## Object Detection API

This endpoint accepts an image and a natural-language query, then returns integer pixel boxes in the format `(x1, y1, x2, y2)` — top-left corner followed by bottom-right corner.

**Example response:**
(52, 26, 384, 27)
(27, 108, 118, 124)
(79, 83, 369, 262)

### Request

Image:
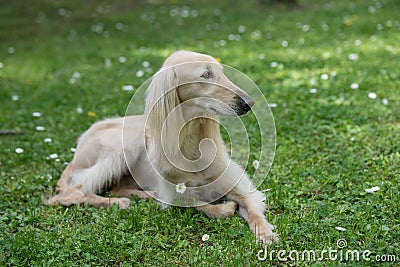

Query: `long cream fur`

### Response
(46, 51, 278, 243)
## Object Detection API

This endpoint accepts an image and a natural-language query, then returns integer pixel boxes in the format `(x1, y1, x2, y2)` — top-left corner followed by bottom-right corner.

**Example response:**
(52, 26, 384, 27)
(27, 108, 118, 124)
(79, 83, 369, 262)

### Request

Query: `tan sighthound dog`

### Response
(46, 51, 278, 243)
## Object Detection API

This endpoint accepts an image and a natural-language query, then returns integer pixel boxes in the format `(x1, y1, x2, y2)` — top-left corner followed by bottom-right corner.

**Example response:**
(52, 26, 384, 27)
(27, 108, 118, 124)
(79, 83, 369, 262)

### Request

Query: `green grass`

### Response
(1, 0, 399, 266)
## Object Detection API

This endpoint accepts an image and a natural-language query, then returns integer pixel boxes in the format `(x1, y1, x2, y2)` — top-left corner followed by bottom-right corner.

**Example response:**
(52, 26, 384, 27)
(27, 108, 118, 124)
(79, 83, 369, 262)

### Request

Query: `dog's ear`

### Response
(145, 66, 185, 155)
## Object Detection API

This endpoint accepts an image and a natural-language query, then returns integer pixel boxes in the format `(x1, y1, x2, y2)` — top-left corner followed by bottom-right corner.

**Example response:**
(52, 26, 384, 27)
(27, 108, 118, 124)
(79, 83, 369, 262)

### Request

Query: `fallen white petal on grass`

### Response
(176, 182, 186, 194)
(36, 126, 45, 131)
(335, 226, 346, 232)
(202, 234, 210, 241)
(15, 148, 24, 154)
(269, 103, 278, 108)
(122, 85, 134, 91)
(105, 58, 112, 68)
(365, 186, 380, 193)
(252, 160, 260, 169)
(76, 105, 83, 114)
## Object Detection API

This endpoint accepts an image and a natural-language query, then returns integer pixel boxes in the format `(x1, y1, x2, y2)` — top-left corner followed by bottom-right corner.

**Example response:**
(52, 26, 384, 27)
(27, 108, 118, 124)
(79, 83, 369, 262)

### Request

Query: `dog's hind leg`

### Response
(46, 185, 131, 209)
(196, 201, 237, 219)
(109, 174, 156, 199)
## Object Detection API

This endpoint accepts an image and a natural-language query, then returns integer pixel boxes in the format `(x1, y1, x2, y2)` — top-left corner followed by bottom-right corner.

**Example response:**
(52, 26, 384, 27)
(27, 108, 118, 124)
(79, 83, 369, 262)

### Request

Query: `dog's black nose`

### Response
(238, 97, 254, 113)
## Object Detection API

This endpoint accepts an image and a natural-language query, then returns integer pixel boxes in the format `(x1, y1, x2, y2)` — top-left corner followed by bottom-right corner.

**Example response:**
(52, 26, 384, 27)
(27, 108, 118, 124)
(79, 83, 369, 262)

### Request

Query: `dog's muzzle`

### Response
(236, 97, 255, 115)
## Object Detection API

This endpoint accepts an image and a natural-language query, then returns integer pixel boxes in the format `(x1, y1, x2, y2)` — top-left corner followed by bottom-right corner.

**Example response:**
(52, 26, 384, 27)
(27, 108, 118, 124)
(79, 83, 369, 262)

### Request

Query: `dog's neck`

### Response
(149, 111, 224, 176)
(179, 115, 222, 160)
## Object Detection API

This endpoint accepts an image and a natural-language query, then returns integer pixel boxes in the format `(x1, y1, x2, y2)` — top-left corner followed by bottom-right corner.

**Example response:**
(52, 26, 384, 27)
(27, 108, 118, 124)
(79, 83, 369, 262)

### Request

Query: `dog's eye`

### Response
(201, 71, 211, 79)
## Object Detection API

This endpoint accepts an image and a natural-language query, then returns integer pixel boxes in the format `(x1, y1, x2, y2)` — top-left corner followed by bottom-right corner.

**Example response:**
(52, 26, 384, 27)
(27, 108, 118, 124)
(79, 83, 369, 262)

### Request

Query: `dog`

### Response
(46, 50, 278, 243)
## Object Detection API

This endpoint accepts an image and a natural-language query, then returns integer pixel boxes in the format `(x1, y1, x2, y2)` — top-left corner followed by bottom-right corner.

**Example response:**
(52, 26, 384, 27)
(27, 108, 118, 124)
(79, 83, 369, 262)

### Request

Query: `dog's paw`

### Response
(224, 201, 238, 217)
(215, 201, 237, 219)
(255, 223, 279, 244)
(257, 231, 279, 245)
(116, 198, 131, 209)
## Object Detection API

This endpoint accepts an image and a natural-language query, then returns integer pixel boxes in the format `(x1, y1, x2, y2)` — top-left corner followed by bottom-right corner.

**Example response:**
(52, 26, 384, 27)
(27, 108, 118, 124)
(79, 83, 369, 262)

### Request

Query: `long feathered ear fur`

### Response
(144, 65, 185, 160)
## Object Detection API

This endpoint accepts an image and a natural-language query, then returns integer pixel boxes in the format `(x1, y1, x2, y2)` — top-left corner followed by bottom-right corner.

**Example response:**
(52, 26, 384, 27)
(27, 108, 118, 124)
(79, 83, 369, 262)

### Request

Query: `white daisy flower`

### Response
(11, 95, 19, 101)
(58, 8, 67, 16)
(302, 24, 310, 32)
(32, 112, 42, 117)
(365, 186, 380, 193)
(70, 147, 77, 153)
(368, 92, 377, 99)
(252, 160, 260, 169)
(115, 22, 125, 30)
(281, 40, 288, 47)
(119, 56, 127, 63)
(0, 62, 3, 68)
(350, 83, 359, 89)
(142, 61, 150, 68)
(348, 53, 359, 61)
(15, 148, 24, 154)
(36, 126, 45, 131)
(382, 98, 388, 105)
(72, 72, 81, 79)
(202, 234, 210, 241)
(176, 182, 186, 194)
(49, 154, 58, 159)
(310, 88, 318, 94)
(136, 70, 144, 78)
(44, 138, 52, 143)
(321, 73, 329, 80)
(335, 226, 346, 232)
(237, 25, 246, 33)
(270, 61, 278, 68)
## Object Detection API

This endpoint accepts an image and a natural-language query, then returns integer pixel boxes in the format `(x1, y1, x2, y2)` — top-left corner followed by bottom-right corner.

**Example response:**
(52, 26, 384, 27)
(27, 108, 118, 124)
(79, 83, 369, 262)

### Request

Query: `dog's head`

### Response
(145, 50, 254, 119)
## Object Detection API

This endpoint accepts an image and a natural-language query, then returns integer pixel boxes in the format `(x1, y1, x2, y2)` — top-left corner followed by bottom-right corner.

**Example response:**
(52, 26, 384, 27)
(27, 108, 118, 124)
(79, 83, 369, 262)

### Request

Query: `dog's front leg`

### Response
(224, 162, 278, 244)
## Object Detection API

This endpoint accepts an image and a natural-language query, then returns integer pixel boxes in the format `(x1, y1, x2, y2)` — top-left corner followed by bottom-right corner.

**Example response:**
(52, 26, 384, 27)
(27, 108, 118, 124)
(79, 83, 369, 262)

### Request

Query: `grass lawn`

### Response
(1, 0, 399, 266)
